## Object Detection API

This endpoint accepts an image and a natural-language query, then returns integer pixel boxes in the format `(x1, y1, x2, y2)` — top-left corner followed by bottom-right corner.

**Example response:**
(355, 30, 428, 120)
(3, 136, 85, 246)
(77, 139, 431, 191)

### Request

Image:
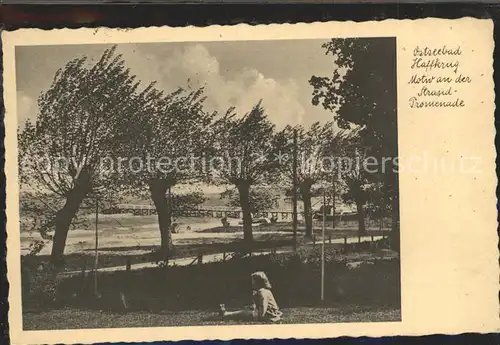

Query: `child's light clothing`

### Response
(253, 288, 283, 322)
(219, 272, 283, 323)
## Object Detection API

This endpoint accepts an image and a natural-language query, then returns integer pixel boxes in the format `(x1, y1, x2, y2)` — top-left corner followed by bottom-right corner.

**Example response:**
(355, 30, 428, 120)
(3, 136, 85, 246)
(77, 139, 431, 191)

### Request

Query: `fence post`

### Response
(329, 235, 332, 244)
(126, 258, 131, 272)
(358, 235, 361, 243)
(197, 253, 203, 265)
(344, 236, 348, 252)
(371, 235, 374, 242)
(223, 252, 226, 261)
(80, 266, 86, 290)
(370, 240, 375, 252)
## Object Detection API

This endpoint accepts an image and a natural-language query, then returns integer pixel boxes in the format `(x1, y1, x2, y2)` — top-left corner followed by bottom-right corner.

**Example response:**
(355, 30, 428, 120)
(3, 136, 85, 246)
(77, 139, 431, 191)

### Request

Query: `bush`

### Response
(39, 250, 400, 313)
(21, 263, 60, 310)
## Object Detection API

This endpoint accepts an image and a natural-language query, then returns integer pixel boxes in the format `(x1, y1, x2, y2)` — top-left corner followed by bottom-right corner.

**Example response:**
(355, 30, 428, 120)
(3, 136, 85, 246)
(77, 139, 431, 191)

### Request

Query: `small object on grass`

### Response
(221, 217, 230, 229)
(170, 223, 180, 234)
(120, 292, 129, 309)
(219, 304, 226, 319)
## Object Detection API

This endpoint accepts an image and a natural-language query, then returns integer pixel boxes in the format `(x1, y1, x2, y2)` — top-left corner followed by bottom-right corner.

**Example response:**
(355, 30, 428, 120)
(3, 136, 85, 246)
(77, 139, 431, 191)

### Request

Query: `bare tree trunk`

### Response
(292, 129, 298, 251)
(51, 171, 91, 264)
(300, 184, 313, 239)
(384, 171, 400, 252)
(355, 199, 367, 236)
(332, 177, 336, 230)
(237, 183, 253, 245)
(51, 195, 86, 263)
(149, 179, 173, 260)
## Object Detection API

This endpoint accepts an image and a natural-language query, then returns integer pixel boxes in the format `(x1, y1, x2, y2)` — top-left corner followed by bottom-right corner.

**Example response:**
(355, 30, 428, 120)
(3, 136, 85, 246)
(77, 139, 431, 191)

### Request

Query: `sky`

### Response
(16, 39, 342, 196)
(16, 39, 338, 130)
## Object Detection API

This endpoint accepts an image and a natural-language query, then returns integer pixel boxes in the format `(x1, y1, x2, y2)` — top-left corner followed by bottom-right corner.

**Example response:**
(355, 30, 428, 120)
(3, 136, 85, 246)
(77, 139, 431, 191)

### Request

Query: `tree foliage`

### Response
(119, 85, 216, 258)
(170, 191, 207, 218)
(336, 131, 372, 235)
(309, 38, 399, 246)
(18, 46, 159, 262)
(275, 122, 341, 237)
(309, 38, 397, 159)
(211, 101, 279, 243)
(220, 188, 279, 214)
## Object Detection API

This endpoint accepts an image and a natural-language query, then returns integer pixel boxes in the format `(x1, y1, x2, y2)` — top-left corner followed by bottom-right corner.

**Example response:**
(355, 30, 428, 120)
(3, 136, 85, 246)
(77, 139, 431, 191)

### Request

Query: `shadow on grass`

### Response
(22, 305, 401, 330)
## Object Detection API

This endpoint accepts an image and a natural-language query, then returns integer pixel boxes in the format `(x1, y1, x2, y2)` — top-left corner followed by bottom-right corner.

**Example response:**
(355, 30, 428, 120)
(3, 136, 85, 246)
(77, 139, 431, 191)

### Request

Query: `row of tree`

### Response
(19, 38, 399, 263)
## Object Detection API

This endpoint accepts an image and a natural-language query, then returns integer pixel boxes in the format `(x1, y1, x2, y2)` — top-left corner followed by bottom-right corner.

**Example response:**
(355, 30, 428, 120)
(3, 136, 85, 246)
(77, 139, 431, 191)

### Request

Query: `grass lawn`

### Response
(22, 248, 400, 330)
(23, 305, 401, 330)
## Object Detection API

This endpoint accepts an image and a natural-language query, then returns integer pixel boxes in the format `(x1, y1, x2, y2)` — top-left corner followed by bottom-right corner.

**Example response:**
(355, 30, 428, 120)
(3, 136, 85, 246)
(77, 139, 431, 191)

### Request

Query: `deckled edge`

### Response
(2, 17, 498, 345)
(0, 27, 10, 345)
(0, 17, 493, 37)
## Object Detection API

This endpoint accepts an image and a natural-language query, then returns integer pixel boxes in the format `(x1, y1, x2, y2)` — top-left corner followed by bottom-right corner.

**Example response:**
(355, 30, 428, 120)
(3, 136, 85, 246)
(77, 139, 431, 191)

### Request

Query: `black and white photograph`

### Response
(14, 36, 401, 330)
(4, 19, 499, 344)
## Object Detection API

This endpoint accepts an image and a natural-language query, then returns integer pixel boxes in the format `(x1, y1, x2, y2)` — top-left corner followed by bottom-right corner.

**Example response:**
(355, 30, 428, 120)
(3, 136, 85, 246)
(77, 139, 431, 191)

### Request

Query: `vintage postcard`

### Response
(2, 18, 498, 344)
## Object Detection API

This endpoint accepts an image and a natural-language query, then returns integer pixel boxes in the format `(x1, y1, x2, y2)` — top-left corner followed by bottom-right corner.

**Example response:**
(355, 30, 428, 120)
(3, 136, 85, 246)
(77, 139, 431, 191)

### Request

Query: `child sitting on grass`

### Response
(219, 271, 283, 322)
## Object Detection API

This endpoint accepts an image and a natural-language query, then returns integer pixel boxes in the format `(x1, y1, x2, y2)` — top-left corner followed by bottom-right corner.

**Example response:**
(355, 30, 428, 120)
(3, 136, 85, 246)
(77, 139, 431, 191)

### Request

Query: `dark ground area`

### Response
(21, 245, 400, 330)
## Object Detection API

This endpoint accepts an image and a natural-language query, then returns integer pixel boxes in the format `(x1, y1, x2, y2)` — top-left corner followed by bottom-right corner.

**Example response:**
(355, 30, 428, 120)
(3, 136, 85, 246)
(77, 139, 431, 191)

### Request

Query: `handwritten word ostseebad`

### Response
(413, 45, 462, 57)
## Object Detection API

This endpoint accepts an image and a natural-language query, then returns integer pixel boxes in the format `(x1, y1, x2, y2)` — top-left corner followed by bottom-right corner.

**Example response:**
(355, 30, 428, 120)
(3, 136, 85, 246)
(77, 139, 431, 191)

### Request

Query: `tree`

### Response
(322, 128, 351, 229)
(170, 191, 207, 219)
(309, 38, 399, 249)
(337, 131, 373, 236)
(211, 101, 278, 244)
(120, 87, 215, 259)
(18, 46, 158, 263)
(363, 174, 389, 230)
(220, 187, 279, 214)
(276, 122, 341, 238)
